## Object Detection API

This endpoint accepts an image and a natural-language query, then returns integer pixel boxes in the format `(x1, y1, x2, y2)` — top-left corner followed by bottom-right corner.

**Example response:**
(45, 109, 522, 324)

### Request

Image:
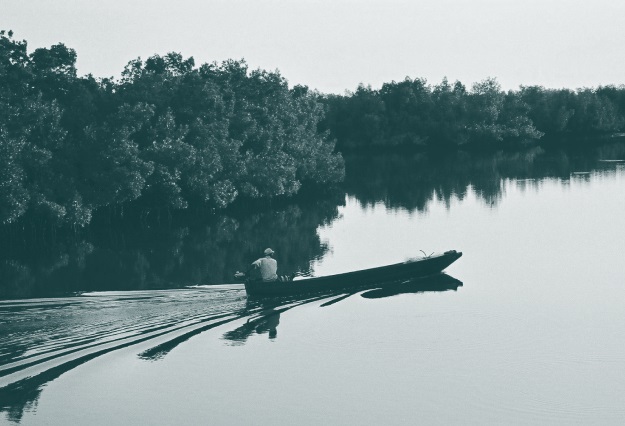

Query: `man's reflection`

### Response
(254, 312, 280, 339)
(222, 310, 282, 343)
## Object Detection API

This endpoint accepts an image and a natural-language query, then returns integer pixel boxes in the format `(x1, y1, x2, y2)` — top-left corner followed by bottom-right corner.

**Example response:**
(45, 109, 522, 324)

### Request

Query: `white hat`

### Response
(264, 248, 274, 255)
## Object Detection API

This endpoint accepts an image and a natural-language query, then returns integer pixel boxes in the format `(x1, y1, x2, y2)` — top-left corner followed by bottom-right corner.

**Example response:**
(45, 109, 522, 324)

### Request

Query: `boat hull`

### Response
(244, 250, 462, 297)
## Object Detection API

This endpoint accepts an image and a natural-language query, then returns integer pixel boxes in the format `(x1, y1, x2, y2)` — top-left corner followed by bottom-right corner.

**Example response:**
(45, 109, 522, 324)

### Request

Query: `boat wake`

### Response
(0, 274, 462, 423)
(0, 286, 348, 422)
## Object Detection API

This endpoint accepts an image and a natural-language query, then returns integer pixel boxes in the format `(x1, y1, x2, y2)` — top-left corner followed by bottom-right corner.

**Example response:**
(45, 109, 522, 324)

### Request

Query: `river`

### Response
(1, 145, 625, 424)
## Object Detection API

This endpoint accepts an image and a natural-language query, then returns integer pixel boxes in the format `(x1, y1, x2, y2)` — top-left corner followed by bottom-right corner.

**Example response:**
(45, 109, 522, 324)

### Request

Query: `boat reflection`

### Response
(359, 273, 462, 299)
(222, 311, 281, 344)
(221, 273, 463, 344)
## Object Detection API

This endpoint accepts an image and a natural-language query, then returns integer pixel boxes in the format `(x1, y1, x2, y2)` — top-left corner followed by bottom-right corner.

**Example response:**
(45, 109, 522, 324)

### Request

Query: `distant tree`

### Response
(29, 43, 77, 102)
(379, 78, 433, 147)
(140, 109, 194, 209)
(465, 78, 505, 143)
(321, 85, 386, 149)
(0, 126, 28, 224)
(322, 76, 545, 151)
(70, 103, 155, 210)
(568, 89, 623, 135)
(462, 78, 542, 147)
(0, 31, 30, 223)
(430, 78, 469, 146)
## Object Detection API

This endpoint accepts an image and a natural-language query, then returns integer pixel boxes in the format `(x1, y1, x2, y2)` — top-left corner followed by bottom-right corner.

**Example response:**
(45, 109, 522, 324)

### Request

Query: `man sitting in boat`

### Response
(239, 248, 278, 282)
(235, 248, 295, 283)
(252, 248, 278, 282)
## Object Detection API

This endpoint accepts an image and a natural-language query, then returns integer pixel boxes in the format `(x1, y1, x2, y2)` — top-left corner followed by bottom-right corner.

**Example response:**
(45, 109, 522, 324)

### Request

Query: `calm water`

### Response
(1, 146, 625, 424)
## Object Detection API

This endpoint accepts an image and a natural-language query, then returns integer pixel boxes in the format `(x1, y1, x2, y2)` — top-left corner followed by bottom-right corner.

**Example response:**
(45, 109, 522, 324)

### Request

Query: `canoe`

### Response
(244, 250, 462, 297)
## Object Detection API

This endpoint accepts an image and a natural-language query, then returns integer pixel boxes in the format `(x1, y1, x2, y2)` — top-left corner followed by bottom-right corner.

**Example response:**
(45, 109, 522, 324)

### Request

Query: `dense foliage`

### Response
(0, 30, 345, 226)
(3, 28, 625, 231)
(321, 77, 625, 151)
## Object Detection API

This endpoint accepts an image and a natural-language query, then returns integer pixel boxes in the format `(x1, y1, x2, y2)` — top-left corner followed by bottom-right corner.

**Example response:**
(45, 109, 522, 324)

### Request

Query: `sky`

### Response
(3, 0, 625, 94)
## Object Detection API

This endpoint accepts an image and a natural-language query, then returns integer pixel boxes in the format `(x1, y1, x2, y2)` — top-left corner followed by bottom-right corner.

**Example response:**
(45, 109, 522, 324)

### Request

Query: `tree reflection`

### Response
(1, 142, 624, 299)
(0, 194, 343, 298)
(344, 143, 623, 213)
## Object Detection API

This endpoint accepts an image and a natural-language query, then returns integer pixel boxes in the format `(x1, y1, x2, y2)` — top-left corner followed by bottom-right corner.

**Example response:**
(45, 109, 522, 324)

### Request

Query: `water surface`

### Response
(1, 146, 625, 424)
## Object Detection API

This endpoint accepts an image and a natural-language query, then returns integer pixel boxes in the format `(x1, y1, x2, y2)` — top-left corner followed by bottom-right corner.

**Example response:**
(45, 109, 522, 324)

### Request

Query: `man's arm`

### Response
(235, 259, 261, 280)
(246, 259, 262, 280)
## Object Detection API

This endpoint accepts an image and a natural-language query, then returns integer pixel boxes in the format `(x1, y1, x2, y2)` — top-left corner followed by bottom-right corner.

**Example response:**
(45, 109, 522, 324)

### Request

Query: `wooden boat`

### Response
(243, 250, 462, 297)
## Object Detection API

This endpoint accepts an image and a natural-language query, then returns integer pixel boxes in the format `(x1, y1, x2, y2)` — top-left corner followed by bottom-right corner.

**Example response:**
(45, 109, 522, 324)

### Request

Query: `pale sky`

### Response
(3, 0, 625, 93)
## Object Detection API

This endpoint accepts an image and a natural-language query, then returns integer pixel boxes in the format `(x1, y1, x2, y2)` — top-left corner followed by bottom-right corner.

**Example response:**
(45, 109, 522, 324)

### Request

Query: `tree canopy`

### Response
(3, 29, 625, 228)
(321, 77, 625, 151)
(0, 30, 344, 226)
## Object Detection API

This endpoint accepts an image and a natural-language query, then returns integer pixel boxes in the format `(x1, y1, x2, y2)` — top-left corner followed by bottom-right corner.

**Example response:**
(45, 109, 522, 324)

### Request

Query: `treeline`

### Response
(321, 77, 625, 151)
(4, 29, 625, 228)
(0, 30, 344, 227)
